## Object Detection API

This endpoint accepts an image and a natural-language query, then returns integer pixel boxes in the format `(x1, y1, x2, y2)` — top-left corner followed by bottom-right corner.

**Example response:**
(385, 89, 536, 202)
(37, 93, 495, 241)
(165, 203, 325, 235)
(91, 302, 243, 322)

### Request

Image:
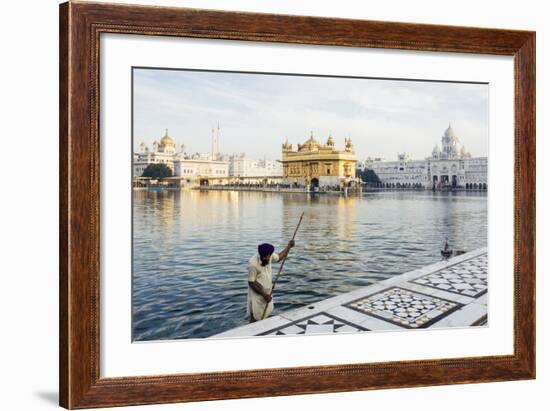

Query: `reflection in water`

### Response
(132, 190, 487, 340)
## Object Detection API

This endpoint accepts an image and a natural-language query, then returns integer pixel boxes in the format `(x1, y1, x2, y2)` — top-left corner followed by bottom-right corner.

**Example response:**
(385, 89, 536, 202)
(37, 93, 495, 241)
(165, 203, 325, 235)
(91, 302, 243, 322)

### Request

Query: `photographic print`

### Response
(131, 68, 488, 341)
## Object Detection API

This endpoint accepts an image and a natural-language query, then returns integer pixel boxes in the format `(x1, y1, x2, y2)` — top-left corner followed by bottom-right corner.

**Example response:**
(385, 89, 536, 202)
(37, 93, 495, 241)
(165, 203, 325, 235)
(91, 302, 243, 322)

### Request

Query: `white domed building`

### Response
(133, 129, 187, 177)
(134, 128, 231, 185)
(366, 124, 487, 190)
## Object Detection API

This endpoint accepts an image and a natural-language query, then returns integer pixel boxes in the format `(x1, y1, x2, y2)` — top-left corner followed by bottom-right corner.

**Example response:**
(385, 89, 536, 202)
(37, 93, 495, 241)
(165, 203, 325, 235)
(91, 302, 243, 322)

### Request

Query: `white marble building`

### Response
(133, 129, 184, 176)
(228, 153, 282, 177)
(133, 129, 229, 181)
(366, 124, 487, 190)
(174, 157, 229, 180)
(134, 129, 283, 186)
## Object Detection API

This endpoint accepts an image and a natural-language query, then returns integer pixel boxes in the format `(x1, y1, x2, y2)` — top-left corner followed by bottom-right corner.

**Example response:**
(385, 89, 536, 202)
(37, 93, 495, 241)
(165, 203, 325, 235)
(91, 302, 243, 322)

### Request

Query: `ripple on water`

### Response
(132, 190, 487, 340)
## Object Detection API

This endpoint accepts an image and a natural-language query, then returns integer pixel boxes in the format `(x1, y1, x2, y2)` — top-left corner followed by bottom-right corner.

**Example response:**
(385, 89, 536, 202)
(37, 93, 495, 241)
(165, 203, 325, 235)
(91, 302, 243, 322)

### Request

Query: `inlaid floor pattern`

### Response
(344, 287, 463, 328)
(257, 312, 369, 336)
(411, 253, 488, 298)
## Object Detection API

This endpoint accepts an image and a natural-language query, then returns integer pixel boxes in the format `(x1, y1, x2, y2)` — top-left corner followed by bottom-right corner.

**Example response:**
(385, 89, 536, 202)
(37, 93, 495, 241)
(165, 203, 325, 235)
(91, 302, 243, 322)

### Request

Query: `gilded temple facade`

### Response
(281, 132, 358, 188)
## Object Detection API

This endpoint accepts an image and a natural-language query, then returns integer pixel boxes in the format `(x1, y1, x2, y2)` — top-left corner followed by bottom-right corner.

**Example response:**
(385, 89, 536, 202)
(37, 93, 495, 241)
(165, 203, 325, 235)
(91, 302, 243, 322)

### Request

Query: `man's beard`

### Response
(260, 259, 269, 266)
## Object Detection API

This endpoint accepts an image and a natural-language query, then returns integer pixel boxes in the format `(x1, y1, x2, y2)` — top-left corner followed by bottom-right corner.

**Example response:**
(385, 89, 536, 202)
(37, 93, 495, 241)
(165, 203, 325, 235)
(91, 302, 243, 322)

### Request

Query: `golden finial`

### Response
(326, 132, 334, 146)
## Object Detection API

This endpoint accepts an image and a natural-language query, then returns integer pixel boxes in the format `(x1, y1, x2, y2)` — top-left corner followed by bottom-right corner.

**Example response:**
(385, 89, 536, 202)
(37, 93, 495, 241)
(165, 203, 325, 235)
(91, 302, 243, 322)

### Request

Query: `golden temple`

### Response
(281, 132, 357, 188)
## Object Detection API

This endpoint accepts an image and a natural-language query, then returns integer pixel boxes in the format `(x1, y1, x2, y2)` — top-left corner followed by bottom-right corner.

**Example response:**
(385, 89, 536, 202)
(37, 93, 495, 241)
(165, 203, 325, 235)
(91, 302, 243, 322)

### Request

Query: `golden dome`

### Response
(298, 131, 321, 151)
(160, 129, 176, 147)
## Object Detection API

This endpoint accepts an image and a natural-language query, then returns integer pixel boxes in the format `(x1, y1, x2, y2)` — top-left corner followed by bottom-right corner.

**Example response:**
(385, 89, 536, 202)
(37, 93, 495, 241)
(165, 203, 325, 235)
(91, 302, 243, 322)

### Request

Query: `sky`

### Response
(133, 68, 488, 161)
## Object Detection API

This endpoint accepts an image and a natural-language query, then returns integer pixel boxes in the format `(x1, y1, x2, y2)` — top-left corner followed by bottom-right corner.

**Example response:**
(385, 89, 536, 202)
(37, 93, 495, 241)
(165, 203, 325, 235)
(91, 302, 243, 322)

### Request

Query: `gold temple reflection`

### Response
(281, 194, 358, 252)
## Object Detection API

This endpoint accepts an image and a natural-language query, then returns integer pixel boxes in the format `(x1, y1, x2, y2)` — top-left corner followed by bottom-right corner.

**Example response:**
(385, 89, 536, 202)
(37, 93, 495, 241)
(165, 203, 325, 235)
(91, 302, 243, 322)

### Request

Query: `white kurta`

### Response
(247, 252, 280, 320)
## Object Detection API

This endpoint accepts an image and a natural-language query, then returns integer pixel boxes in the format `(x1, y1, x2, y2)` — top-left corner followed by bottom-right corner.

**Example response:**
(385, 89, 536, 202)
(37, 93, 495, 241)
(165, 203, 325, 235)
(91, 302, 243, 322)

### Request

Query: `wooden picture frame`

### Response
(59, 1, 535, 408)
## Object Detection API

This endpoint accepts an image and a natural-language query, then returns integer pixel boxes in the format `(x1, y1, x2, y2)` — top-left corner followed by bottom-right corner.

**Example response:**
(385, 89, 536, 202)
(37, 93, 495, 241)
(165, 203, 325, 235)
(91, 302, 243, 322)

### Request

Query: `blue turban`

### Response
(258, 243, 275, 258)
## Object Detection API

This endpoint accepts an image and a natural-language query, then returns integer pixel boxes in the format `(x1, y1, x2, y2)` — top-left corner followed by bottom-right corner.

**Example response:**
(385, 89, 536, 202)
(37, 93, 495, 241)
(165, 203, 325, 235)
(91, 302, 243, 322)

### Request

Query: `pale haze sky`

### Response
(133, 68, 488, 161)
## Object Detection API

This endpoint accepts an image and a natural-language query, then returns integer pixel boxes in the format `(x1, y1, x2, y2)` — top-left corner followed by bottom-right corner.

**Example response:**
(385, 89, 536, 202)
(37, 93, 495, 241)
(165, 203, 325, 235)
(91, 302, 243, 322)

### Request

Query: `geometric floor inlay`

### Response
(256, 312, 369, 336)
(344, 287, 463, 329)
(411, 253, 488, 298)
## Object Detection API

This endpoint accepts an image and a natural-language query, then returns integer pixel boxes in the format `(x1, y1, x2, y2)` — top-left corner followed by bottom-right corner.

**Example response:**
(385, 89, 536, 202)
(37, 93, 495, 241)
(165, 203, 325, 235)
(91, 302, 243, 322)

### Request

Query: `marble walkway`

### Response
(212, 248, 488, 338)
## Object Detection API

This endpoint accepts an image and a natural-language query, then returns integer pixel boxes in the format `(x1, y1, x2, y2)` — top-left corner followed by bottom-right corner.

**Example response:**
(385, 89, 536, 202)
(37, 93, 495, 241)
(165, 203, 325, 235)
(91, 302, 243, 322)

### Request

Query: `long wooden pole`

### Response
(261, 212, 304, 320)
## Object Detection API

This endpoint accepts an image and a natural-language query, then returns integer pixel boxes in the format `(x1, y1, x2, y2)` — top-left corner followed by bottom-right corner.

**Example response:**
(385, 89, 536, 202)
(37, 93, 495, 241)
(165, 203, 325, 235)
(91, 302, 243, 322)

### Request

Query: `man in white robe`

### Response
(247, 241, 295, 322)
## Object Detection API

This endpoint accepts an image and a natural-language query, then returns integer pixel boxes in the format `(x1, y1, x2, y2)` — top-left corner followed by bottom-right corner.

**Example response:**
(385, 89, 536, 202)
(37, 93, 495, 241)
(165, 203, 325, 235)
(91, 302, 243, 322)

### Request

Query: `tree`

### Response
(141, 163, 173, 179)
(357, 168, 381, 184)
